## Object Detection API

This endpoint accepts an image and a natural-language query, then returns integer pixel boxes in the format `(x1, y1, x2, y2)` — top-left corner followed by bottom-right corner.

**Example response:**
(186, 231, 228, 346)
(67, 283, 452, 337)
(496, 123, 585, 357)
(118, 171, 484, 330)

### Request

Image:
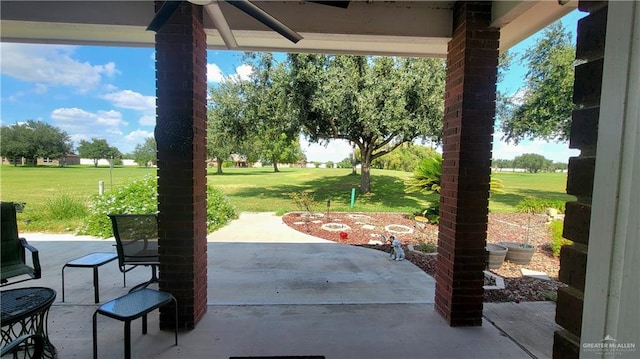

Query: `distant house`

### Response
(2, 153, 80, 166)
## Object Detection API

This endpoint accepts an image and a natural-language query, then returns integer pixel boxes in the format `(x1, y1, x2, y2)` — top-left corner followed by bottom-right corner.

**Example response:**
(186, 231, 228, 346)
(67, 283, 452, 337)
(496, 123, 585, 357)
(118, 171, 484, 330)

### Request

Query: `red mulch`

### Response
(282, 211, 566, 302)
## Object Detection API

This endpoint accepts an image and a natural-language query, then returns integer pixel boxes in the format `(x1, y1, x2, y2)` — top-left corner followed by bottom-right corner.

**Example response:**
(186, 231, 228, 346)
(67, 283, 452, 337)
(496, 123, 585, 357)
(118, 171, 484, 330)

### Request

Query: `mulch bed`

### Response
(282, 211, 566, 302)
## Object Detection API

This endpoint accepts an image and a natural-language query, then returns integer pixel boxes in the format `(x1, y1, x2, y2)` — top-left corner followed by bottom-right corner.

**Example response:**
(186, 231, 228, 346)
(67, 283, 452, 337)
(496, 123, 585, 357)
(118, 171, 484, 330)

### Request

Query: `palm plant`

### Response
(404, 154, 442, 195)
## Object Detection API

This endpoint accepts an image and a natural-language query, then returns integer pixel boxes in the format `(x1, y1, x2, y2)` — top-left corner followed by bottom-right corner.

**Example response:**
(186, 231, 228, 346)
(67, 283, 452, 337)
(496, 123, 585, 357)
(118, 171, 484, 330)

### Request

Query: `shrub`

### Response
(78, 175, 158, 238)
(517, 198, 565, 214)
(325, 161, 334, 168)
(43, 193, 88, 220)
(289, 191, 317, 214)
(550, 219, 572, 256)
(206, 186, 238, 231)
(78, 175, 237, 238)
(415, 241, 437, 253)
(404, 154, 443, 195)
(23, 193, 87, 226)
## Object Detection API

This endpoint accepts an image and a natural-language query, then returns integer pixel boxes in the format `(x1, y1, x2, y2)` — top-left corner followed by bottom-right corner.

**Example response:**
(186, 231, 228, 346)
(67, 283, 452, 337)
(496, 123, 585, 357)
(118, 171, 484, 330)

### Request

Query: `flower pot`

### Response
(485, 243, 508, 269)
(500, 242, 535, 265)
(414, 216, 428, 230)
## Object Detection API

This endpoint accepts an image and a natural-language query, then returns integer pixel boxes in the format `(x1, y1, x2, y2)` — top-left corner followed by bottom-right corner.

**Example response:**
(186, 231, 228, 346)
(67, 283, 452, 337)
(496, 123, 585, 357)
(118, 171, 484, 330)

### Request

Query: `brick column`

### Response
(553, 1, 607, 357)
(435, 1, 499, 327)
(154, 1, 208, 329)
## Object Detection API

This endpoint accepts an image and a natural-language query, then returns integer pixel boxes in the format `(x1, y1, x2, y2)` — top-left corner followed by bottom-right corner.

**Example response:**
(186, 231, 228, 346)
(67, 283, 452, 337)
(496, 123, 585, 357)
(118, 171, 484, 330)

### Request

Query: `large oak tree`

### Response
(0, 120, 72, 165)
(288, 54, 445, 193)
(77, 138, 120, 167)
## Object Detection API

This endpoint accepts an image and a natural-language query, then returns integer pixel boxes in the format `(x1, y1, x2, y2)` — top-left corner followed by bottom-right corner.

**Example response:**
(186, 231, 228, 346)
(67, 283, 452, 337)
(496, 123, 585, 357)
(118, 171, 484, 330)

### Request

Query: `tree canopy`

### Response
(498, 21, 575, 144)
(243, 53, 304, 172)
(513, 153, 553, 173)
(206, 54, 305, 173)
(77, 138, 120, 167)
(207, 78, 251, 174)
(132, 137, 157, 167)
(0, 120, 72, 165)
(288, 54, 445, 193)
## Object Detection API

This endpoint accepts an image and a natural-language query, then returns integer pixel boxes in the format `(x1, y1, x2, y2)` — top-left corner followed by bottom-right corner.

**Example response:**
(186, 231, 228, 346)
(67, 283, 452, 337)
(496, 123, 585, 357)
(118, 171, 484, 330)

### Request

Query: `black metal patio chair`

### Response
(108, 214, 159, 292)
(0, 334, 45, 359)
(1, 202, 41, 286)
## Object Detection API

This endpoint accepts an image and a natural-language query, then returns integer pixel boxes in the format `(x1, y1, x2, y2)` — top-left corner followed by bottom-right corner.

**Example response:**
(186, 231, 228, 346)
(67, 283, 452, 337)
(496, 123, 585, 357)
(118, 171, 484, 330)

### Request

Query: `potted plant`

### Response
(500, 200, 537, 265)
(485, 243, 508, 269)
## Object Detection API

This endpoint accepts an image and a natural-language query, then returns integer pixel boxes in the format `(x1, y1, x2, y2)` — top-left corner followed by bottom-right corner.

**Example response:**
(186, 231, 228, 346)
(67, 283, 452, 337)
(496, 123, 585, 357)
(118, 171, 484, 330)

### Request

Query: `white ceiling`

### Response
(0, 1, 576, 57)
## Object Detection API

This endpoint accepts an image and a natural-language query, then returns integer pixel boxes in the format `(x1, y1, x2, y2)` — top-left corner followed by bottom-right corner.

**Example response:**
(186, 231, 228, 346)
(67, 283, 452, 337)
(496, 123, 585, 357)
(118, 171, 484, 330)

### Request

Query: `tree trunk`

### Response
(93, 159, 99, 167)
(351, 146, 357, 175)
(360, 149, 372, 194)
(360, 162, 371, 194)
(273, 160, 280, 173)
(216, 156, 223, 174)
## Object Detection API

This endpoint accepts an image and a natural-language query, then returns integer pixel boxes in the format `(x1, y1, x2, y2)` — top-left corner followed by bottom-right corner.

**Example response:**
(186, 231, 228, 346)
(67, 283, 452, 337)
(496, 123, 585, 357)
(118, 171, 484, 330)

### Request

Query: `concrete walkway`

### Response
(11, 212, 543, 358)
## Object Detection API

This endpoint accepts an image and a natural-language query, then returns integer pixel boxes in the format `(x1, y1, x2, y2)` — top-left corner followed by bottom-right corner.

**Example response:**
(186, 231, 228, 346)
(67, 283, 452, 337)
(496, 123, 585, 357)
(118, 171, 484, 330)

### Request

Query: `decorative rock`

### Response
(521, 268, 550, 281)
(368, 240, 383, 245)
(293, 221, 306, 225)
(483, 271, 505, 290)
(361, 224, 375, 230)
(384, 224, 414, 234)
(321, 223, 351, 232)
(311, 220, 323, 224)
(348, 214, 372, 221)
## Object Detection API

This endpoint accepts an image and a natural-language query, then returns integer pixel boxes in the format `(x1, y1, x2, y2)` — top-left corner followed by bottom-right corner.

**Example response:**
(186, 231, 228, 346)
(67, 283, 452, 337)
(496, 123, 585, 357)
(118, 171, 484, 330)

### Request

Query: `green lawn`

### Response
(0, 165, 155, 205)
(0, 165, 574, 232)
(207, 167, 435, 214)
(491, 172, 575, 213)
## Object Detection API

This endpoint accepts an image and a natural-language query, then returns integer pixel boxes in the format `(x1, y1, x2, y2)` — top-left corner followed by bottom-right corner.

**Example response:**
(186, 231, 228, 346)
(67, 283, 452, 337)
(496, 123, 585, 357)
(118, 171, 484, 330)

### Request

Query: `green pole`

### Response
(350, 188, 356, 208)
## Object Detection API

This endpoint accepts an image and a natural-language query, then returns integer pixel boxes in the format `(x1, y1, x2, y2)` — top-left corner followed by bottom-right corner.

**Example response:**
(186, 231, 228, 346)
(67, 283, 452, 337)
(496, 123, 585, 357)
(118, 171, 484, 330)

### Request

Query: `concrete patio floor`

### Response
(4, 213, 542, 359)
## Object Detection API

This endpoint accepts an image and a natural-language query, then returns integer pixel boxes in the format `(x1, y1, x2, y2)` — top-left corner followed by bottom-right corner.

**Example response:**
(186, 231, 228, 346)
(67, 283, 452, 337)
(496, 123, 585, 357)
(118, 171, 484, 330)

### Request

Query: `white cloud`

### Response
(301, 137, 353, 163)
(125, 130, 154, 142)
(139, 115, 156, 126)
(234, 64, 253, 81)
(207, 63, 224, 83)
(50, 107, 127, 143)
(95, 109, 127, 127)
(102, 90, 155, 112)
(0, 43, 118, 92)
(208, 63, 253, 83)
(33, 84, 48, 94)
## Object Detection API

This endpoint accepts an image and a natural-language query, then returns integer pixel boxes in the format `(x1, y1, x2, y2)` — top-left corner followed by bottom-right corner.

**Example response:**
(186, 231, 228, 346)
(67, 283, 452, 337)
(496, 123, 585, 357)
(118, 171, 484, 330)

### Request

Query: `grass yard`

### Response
(0, 165, 156, 204)
(207, 167, 435, 214)
(491, 172, 575, 213)
(0, 165, 574, 232)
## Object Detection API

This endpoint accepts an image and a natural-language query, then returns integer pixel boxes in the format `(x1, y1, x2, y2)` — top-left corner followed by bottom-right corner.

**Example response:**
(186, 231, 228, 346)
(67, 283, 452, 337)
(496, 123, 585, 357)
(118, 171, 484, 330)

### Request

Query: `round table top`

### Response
(1, 287, 56, 324)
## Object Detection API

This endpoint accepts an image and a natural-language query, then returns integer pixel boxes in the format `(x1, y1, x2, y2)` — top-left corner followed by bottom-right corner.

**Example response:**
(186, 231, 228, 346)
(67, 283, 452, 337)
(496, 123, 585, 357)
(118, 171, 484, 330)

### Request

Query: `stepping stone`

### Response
(311, 220, 323, 224)
(361, 224, 375, 230)
(521, 268, 550, 281)
(368, 240, 383, 245)
(293, 221, 306, 225)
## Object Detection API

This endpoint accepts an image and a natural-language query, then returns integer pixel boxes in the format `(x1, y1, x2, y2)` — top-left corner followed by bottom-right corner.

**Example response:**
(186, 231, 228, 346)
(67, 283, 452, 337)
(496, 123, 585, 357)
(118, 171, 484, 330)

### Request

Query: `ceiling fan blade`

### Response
(147, 1, 184, 32)
(204, 2, 238, 48)
(307, 1, 350, 9)
(224, 0, 303, 44)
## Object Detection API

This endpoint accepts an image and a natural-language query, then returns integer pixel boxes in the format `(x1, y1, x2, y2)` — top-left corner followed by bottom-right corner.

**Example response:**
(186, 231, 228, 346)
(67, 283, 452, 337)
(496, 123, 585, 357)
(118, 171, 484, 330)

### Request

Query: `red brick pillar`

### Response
(553, 1, 607, 357)
(435, 1, 499, 327)
(154, 1, 208, 329)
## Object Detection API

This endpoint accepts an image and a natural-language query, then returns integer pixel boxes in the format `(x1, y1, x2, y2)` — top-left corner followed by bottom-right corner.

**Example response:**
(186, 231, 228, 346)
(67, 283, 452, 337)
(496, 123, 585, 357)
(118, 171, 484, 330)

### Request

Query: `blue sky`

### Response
(1, 10, 584, 163)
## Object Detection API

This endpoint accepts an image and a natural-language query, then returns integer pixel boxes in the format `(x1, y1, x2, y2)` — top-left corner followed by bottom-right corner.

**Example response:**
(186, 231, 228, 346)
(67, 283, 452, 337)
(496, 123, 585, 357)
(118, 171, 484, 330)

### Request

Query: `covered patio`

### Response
(2, 1, 638, 358)
(11, 214, 537, 358)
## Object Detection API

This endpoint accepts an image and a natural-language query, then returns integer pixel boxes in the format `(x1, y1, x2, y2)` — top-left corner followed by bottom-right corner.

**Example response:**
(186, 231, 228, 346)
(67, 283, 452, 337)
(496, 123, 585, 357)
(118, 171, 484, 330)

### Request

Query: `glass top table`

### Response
(1, 287, 57, 358)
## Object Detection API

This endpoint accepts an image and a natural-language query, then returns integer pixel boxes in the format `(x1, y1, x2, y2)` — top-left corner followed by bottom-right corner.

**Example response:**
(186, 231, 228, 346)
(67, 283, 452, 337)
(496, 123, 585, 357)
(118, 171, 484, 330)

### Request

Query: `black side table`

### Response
(62, 252, 118, 303)
(1, 287, 57, 358)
